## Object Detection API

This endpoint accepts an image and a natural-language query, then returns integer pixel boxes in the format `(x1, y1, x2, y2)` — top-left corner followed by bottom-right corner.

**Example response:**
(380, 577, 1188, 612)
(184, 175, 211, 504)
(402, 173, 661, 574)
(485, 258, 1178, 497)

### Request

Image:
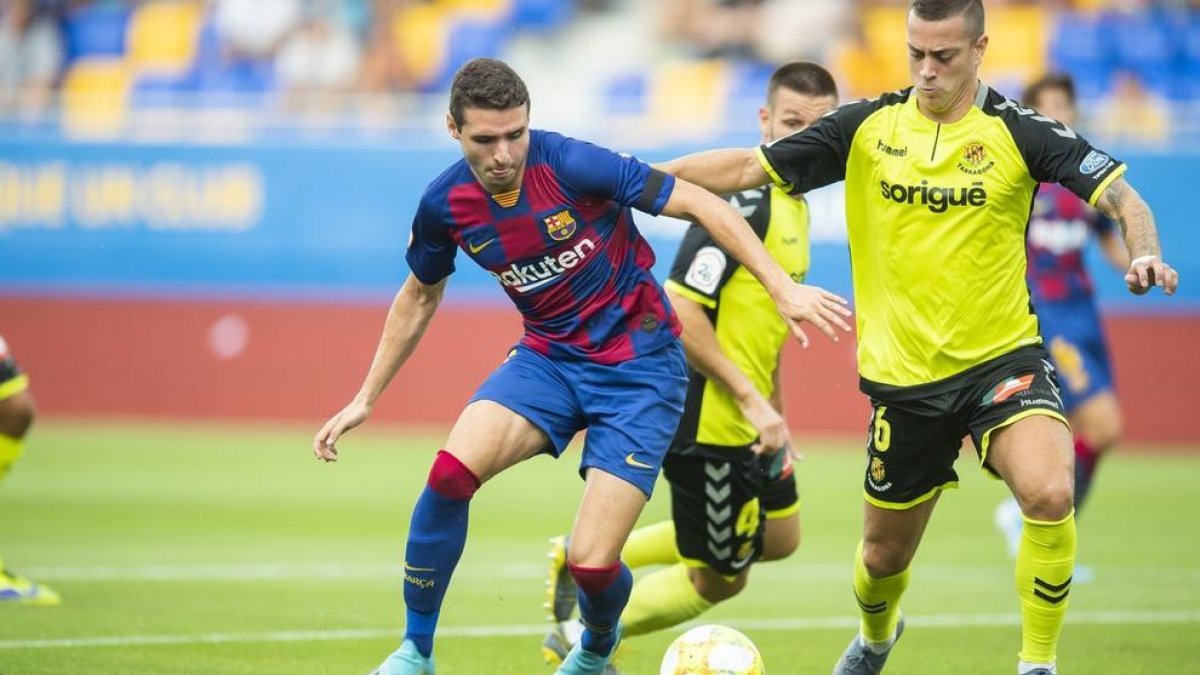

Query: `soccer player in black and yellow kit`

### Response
(539, 63, 839, 666)
(658, 2, 1179, 674)
(0, 335, 59, 605)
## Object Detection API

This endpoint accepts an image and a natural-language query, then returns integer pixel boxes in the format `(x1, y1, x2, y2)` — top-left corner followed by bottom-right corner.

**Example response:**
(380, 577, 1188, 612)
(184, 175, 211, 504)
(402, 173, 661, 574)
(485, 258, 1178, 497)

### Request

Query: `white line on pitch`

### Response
(2, 609, 1198, 650)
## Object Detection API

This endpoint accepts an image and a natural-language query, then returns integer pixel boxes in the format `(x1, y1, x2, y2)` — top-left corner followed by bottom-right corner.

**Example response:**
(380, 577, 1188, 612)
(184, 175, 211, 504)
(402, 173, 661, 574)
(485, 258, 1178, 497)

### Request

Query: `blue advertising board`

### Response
(0, 137, 1193, 310)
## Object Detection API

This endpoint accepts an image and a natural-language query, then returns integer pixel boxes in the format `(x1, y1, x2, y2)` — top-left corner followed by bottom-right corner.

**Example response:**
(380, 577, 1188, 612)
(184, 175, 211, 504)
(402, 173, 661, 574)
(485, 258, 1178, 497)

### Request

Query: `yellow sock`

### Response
(0, 434, 23, 483)
(1016, 509, 1076, 665)
(621, 563, 714, 637)
(853, 539, 909, 644)
(623, 520, 680, 569)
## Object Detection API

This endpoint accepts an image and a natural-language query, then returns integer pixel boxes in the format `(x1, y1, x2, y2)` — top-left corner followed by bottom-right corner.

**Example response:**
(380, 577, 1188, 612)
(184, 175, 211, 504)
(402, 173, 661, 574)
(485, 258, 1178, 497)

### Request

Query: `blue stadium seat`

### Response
(420, 18, 508, 92)
(1107, 10, 1180, 98)
(724, 60, 774, 122)
(62, 3, 132, 62)
(603, 71, 648, 116)
(1048, 11, 1113, 100)
(508, 0, 573, 32)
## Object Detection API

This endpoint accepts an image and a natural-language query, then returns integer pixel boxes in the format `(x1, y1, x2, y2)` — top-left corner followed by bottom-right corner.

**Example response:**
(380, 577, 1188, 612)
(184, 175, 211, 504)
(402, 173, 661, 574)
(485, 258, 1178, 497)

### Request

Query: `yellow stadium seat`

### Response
(61, 58, 131, 138)
(649, 59, 728, 139)
(861, 6, 911, 92)
(393, 4, 448, 88)
(125, 0, 203, 75)
(438, 0, 510, 20)
(980, 5, 1048, 87)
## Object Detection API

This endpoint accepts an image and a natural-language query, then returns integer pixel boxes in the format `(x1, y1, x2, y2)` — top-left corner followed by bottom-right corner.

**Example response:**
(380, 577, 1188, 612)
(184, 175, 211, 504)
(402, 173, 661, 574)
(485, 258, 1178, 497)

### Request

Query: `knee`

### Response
(0, 392, 35, 439)
(1086, 409, 1122, 450)
(426, 450, 481, 500)
(861, 538, 911, 578)
(1019, 480, 1074, 521)
(760, 524, 801, 562)
(691, 567, 746, 604)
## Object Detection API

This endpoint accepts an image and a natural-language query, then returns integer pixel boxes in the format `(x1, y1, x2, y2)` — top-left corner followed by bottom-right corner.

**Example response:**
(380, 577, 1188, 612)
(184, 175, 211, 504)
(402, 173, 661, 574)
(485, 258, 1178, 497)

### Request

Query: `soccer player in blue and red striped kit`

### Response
(312, 58, 852, 675)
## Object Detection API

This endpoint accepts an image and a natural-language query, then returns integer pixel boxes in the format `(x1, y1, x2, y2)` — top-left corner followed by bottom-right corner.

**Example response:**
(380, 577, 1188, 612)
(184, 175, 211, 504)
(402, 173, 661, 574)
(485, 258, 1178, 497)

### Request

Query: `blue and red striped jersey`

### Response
(406, 130, 681, 364)
(1027, 182, 1116, 304)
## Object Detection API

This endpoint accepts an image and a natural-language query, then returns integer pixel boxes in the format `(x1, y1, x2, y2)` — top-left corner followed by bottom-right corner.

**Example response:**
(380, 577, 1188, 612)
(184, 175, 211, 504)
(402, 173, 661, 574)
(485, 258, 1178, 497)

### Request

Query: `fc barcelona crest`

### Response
(543, 210, 577, 241)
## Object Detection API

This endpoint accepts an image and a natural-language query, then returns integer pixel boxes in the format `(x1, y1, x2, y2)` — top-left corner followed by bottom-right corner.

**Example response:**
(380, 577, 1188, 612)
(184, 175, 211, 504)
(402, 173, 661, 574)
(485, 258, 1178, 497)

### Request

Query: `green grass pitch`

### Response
(0, 420, 1197, 674)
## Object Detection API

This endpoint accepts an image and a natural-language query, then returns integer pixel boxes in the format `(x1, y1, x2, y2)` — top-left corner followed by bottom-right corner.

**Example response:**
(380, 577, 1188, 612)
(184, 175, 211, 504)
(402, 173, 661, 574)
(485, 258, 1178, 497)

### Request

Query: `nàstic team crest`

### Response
(543, 209, 577, 241)
(957, 141, 995, 175)
(870, 457, 886, 484)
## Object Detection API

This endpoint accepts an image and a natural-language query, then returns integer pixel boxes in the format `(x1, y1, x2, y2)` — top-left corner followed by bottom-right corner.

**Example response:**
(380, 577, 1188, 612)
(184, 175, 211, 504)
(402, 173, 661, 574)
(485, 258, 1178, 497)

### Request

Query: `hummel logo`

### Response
(468, 238, 496, 254)
(625, 453, 654, 470)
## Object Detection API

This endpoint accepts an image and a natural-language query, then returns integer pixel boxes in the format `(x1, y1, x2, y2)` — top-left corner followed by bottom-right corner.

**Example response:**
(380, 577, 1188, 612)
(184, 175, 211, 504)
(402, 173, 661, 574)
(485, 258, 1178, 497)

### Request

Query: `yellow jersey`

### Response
(756, 84, 1126, 397)
(666, 185, 810, 447)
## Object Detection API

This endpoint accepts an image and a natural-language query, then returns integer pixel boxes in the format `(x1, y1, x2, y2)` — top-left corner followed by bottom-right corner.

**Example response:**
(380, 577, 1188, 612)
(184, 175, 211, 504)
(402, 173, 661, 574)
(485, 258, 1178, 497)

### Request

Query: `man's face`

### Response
(1031, 87, 1076, 127)
(447, 105, 530, 194)
(907, 11, 987, 115)
(759, 89, 838, 144)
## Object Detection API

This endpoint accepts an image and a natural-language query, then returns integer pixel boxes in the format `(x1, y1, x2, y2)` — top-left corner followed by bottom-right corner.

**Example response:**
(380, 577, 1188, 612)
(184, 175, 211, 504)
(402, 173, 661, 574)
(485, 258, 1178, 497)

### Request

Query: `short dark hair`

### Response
(449, 58, 531, 128)
(1022, 73, 1076, 109)
(767, 61, 839, 105)
(910, 0, 985, 40)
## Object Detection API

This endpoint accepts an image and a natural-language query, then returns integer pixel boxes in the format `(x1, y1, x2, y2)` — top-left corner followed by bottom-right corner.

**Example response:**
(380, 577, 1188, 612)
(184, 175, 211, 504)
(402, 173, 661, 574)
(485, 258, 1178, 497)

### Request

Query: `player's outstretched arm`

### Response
(654, 148, 771, 196)
(312, 274, 448, 462)
(667, 286, 789, 455)
(662, 179, 852, 347)
(1095, 177, 1180, 296)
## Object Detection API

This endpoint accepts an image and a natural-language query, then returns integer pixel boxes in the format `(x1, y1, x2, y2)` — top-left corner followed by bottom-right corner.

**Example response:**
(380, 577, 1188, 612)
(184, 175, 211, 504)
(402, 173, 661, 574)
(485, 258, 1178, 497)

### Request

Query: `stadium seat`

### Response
(649, 59, 728, 139)
(724, 60, 774, 123)
(1048, 11, 1113, 100)
(125, 0, 204, 76)
(603, 71, 649, 116)
(508, 0, 574, 32)
(419, 18, 508, 92)
(392, 3, 449, 90)
(63, 3, 133, 62)
(438, 0, 511, 20)
(979, 5, 1048, 95)
(60, 58, 131, 136)
(861, 6, 910, 92)
(1108, 10, 1180, 98)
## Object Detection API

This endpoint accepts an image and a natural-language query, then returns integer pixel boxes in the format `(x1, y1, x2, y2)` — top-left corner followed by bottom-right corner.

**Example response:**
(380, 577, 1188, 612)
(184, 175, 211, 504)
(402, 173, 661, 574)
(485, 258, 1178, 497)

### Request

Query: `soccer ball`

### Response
(660, 624, 766, 674)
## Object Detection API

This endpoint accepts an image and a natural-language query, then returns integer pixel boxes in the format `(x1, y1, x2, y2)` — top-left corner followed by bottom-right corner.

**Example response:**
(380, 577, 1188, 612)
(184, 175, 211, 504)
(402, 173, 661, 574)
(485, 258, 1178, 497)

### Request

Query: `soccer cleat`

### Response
(544, 535, 577, 623)
(831, 616, 905, 675)
(554, 622, 623, 675)
(1022, 670, 1054, 675)
(541, 622, 573, 665)
(994, 497, 1023, 559)
(0, 562, 61, 606)
(366, 639, 435, 675)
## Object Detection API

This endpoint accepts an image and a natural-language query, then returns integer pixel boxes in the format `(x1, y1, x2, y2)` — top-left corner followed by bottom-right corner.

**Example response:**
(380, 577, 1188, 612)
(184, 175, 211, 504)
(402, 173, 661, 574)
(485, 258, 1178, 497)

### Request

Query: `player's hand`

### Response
(772, 283, 853, 347)
(312, 399, 372, 463)
(739, 393, 790, 456)
(1125, 255, 1179, 296)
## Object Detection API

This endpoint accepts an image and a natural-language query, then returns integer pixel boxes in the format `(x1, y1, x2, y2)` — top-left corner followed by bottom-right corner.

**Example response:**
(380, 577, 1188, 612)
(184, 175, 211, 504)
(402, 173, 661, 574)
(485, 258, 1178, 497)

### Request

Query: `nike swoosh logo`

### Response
(468, 238, 496, 254)
(625, 453, 654, 470)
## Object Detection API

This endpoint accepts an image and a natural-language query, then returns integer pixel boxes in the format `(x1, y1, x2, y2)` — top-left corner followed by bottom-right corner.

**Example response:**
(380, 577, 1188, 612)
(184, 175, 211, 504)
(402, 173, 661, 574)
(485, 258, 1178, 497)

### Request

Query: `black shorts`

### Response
(662, 443, 799, 577)
(861, 345, 1068, 508)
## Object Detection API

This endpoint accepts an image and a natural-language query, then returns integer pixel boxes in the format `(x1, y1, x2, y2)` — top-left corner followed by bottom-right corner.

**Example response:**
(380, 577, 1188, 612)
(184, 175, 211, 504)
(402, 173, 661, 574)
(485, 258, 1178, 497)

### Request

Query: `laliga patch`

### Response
(1079, 151, 1111, 176)
(685, 246, 727, 295)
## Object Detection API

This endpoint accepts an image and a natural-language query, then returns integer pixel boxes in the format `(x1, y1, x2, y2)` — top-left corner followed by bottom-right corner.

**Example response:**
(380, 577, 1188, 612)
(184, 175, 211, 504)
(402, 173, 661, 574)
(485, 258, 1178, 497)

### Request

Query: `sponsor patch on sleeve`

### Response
(684, 246, 727, 295)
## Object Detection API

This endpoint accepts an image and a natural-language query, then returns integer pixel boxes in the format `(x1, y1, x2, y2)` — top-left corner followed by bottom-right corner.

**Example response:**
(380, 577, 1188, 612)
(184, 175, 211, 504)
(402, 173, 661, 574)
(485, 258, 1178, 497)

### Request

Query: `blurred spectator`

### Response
(359, 0, 420, 93)
(0, 0, 63, 114)
(660, 0, 764, 59)
(214, 0, 301, 60)
(276, 1, 362, 106)
(1094, 69, 1172, 144)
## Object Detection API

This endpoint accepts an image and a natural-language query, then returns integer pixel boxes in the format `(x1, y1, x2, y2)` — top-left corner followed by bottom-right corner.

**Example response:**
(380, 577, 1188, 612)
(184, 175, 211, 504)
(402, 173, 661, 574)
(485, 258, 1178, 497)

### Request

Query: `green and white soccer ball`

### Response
(660, 624, 766, 674)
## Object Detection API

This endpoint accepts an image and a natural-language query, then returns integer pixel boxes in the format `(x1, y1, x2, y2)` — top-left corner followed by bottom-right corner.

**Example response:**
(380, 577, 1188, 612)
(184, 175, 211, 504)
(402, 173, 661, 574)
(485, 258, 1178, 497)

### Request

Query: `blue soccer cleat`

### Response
(832, 616, 904, 675)
(367, 639, 435, 675)
(554, 622, 622, 675)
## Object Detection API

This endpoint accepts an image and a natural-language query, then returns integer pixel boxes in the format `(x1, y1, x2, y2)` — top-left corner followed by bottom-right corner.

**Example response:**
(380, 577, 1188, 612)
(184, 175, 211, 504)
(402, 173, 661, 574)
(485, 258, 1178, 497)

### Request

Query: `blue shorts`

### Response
(1037, 297, 1114, 412)
(469, 341, 688, 497)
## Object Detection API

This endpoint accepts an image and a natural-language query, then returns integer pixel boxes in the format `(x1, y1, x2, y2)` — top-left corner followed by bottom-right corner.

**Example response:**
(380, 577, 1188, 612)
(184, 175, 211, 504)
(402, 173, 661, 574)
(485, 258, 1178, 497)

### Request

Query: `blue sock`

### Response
(402, 485, 471, 658)
(574, 562, 633, 656)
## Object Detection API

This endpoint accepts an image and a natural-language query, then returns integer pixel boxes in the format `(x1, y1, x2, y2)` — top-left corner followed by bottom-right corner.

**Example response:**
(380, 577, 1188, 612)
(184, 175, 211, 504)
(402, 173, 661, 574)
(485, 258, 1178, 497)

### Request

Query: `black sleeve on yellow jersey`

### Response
(758, 91, 909, 194)
(983, 88, 1126, 205)
(666, 187, 771, 307)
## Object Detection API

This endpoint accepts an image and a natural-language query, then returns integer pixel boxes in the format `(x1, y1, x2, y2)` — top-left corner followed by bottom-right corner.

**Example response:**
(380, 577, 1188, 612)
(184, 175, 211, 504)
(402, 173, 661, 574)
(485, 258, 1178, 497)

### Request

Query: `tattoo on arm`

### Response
(1100, 177, 1159, 259)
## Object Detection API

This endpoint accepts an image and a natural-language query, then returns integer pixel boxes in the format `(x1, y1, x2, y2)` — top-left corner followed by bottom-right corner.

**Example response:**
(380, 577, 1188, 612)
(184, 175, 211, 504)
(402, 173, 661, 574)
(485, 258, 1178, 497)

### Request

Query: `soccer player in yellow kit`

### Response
(657, 2, 1179, 673)
(540, 62, 839, 664)
(0, 335, 59, 605)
